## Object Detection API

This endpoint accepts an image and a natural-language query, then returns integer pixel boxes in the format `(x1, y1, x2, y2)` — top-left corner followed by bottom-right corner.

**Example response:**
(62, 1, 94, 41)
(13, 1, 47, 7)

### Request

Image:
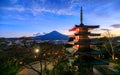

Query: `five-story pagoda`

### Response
(67, 7, 108, 75)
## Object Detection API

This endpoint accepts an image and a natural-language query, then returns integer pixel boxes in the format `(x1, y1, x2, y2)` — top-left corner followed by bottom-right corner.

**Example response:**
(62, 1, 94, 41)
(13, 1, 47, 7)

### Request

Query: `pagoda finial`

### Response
(80, 7, 83, 26)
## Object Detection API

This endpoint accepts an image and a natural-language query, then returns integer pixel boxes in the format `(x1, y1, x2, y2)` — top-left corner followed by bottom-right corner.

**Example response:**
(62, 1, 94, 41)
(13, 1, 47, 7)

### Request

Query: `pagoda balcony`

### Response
(65, 44, 73, 48)
(75, 32, 90, 36)
(74, 41, 102, 45)
(68, 37, 75, 42)
(90, 33, 101, 36)
(74, 58, 109, 66)
(90, 42, 102, 45)
(74, 38, 90, 42)
(74, 49, 106, 55)
(67, 41, 74, 45)
(74, 33, 100, 36)
(74, 41, 90, 45)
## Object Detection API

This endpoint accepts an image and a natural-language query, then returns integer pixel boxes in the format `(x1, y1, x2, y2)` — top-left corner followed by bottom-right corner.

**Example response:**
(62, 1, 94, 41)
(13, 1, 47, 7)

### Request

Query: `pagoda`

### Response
(67, 7, 108, 75)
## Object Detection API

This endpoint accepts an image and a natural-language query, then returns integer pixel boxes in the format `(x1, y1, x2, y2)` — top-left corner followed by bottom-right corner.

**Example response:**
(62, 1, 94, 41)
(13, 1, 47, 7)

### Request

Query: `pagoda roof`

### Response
(69, 25, 99, 31)
(74, 41, 102, 45)
(74, 58, 109, 66)
(90, 42, 102, 45)
(75, 32, 90, 35)
(75, 25, 99, 28)
(90, 33, 101, 36)
(67, 41, 74, 45)
(73, 55, 108, 66)
(68, 37, 75, 42)
(74, 49, 106, 55)
(65, 44, 73, 48)
(74, 42, 89, 45)
(75, 32, 100, 36)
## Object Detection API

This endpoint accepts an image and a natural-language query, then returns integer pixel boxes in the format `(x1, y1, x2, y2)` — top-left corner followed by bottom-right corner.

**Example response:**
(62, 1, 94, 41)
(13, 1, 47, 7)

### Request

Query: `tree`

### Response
(0, 39, 21, 75)
(101, 29, 115, 60)
(53, 57, 75, 75)
(0, 53, 20, 75)
(0, 38, 9, 50)
(19, 42, 67, 75)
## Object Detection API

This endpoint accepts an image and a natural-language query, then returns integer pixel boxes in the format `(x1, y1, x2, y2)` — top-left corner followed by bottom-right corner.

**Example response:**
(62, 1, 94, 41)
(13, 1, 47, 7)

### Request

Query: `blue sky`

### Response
(0, 0, 120, 37)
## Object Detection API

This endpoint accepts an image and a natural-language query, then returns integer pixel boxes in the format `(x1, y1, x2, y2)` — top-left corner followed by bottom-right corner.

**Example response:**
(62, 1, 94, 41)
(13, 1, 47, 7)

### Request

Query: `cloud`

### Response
(0, 6, 25, 12)
(27, 0, 76, 16)
(30, 7, 74, 16)
(111, 24, 120, 28)
(1, 0, 120, 21)
(0, 0, 77, 16)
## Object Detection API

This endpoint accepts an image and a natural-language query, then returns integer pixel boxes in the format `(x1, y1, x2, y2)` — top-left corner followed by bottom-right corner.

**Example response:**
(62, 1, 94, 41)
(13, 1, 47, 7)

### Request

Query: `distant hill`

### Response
(33, 31, 69, 40)
(4, 31, 69, 41)
(6, 38, 20, 41)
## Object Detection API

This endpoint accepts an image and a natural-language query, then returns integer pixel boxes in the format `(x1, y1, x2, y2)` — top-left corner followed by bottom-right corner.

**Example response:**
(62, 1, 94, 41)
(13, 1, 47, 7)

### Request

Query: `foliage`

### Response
(52, 57, 76, 75)
(0, 37, 86, 75)
(0, 53, 21, 75)
(17, 41, 67, 75)
(95, 37, 120, 60)
(0, 38, 28, 75)
(114, 64, 120, 74)
(111, 59, 120, 74)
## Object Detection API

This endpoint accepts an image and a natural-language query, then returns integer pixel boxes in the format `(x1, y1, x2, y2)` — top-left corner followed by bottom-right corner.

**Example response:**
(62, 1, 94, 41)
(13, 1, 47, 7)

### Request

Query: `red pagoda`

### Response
(67, 7, 108, 75)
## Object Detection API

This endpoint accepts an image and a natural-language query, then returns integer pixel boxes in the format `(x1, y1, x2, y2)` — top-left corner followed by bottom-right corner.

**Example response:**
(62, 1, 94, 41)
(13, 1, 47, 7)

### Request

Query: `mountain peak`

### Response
(51, 30, 60, 33)
(49, 30, 62, 34)
(33, 31, 69, 40)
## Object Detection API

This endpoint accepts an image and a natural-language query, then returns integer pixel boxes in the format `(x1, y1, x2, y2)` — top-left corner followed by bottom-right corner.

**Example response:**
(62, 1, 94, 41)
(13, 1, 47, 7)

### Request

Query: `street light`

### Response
(35, 48, 39, 53)
(34, 48, 40, 58)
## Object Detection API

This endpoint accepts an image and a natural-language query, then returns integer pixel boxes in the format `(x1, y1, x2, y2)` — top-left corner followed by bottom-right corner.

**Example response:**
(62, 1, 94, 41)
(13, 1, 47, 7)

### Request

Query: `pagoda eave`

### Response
(74, 42, 102, 45)
(74, 42, 89, 45)
(90, 42, 102, 45)
(90, 33, 101, 36)
(84, 25, 99, 28)
(75, 25, 99, 28)
(74, 49, 106, 55)
(74, 59, 109, 66)
(75, 32, 90, 35)
(65, 44, 73, 48)
(69, 26, 77, 31)
(69, 25, 100, 31)
(75, 33, 100, 36)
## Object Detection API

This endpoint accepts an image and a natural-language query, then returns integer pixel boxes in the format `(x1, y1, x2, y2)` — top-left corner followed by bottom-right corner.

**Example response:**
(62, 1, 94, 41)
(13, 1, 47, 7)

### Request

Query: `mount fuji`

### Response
(33, 31, 69, 40)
